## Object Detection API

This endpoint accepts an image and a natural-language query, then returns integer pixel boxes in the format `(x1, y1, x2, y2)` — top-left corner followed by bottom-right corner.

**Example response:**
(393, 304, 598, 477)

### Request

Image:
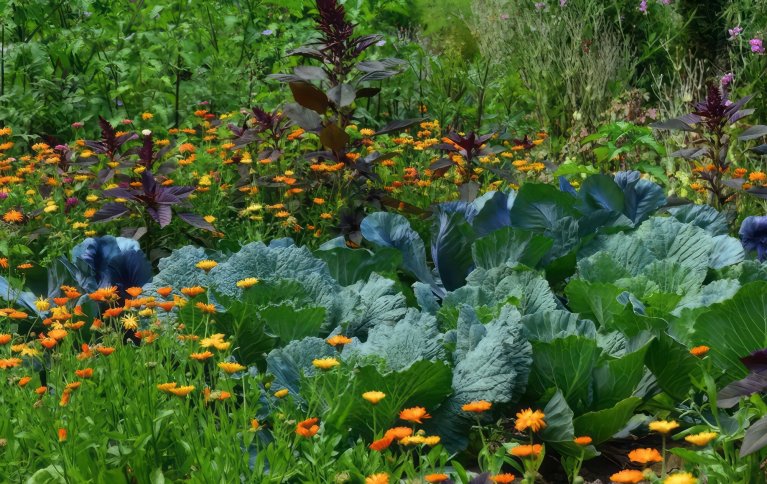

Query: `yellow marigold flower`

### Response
(690, 345, 709, 357)
(35, 297, 50, 312)
(121, 314, 139, 330)
(204, 215, 216, 223)
(609, 469, 645, 483)
(141, 112, 154, 120)
(400, 435, 426, 445)
(326, 335, 352, 347)
(628, 448, 662, 464)
(462, 400, 492, 413)
(362, 391, 386, 404)
(195, 260, 218, 272)
(250, 419, 260, 432)
(515, 408, 546, 432)
(664, 472, 697, 484)
(360, 128, 375, 137)
(423, 436, 441, 446)
(649, 420, 679, 434)
(200, 333, 230, 350)
(218, 362, 246, 374)
(274, 388, 289, 398)
(312, 357, 340, 370)
(168, 385, 195, 397)
(365, 473, 389, 484)
(684, 431, 717, 446)
(399, 406, 431, 424)
(313, 197, 325, 205)
(236, 277, 259, 288)
(749, 171, 767, 183)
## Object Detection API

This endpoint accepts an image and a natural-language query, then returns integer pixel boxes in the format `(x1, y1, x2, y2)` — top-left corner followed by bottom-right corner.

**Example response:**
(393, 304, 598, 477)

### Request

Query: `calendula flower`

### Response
(385, 427, 412, 440)
(312, 357, 340, 370)
(218, 362, 246, 374)
(423, 436, 441, 446)
(125, 287, 143, 298)
(0, 358, 22, 369)
(462, 400, 492, 413)
(0, 334, 11, 345)
(58, 428, 67, 442)
(121, 314, 139, 330)
(236, 277, 259, 288)
(75, 368, 93, 378)
(190, 351, 214, 361)
(628, 448, 663, 464)
(609, 469, 645, 483)
(509, 444, 543, 458)
(362, 391, 386, 404)
(181, 286, 206, 297)
(684, 431, 717, 446)
(399, 406, 431, 424)
(649, 420, 679, 434)
(365, 473, 389, 484)
(2, 209, 23, 223)
(168, 385, 195, 397)
(34, 297, 50, 312)
(249, 419, 260, 432)
(195, 302, 216, 314)
(664, 473, 697, 484)
(195, 260, 218, 272)
(690, 345, 710, 357)
(491, 474, 516, 483)
(326, 334, 352, 347)
(97, 346, 115, 356)
(157, 382, 178, 393)
(274, 388, 289, 398)
(200, 333, 230, 350)
(296, 417, 319, 438)
(369, 435, 394, 451)
(157, 287, 173, 297)
(515, 408, 546, 432)
(574, 436, 593, 446)
(425, 474, 449, 483)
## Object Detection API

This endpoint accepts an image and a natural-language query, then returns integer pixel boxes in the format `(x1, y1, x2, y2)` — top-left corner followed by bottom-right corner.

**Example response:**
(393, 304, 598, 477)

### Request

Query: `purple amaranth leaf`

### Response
(176, 212, 216, 231)
(91, 203, 131, 223)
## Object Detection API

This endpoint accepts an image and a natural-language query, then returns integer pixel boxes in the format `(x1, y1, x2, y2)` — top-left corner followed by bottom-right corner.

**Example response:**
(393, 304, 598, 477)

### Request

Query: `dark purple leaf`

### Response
(286, 46, 324, 60)
(147, 205, 173, 227)
(752, 144, 767, 155)
(356, 58, 406, 72)
(739, 125, 767, 141)
(327, 83, 356, 108)
(740, 416, 767, 457)
(289, 82, 329, 114)
(164, 186, 195, 199)
(357, 70, 400, 82)
(91, 203, 131, 223)
(283, 103, 323, 131)
(176, 212, 216, 231)
(319, 123, 349, 152)
(102, 187, 138, 200)
(718, 371, 767, 408)
(356, 87, 380, 98)
(293, 66, 329, 81)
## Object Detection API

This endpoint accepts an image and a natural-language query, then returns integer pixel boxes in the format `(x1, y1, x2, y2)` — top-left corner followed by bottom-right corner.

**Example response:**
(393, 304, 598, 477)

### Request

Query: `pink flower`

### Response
(750, 38, 765, 54)
(729, 26, 743, 40)
(721, 72, 734, 87)
(639, 0, 648, 13)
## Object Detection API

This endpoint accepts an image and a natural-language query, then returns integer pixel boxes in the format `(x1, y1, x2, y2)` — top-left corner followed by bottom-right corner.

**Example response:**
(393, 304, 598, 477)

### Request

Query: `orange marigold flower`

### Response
(168, 385, 195, 397)
(425, 474, 449, 483)
(0, 334, 11, 345)
(326, 334, 352, 347)
(369, 435, 394, 451)
(96, 346, 115, 356)
(690, 345, 709, 357)
(157, 287, 173, 297)
(515, 408, 546, 432)
(8, 311, 27, 319)
(18, 376, 32, 387)
(60, 391, 71, 406)
(195, 302, 216, 314)
(125, 287, 143, 298)
(58, 428, 67, 442)
(190, 351, 214, 361)
(75, 368, 93, 378)
(628, 448, 663, 464)
(296, 417, 320, 438)
(749, 171, 767, 183)
(399, 406, 431, 424)
(16, 263, 33, 270)
(609, 469, 645, 483)
(509, 444, 543, 458)
(102, 307, 123, 318)
(462, 400, 492, 413)
(181, 286, 206, 297)
(491, 474, 516, 483)
(218, 361, 246, 374)
(0, 358, 22, 369)
(35, 386, 48, 395)
(365, 473, 389, 484)
(274, 388, 289, 398)
(40, 337, 58, 349)
(3, 209, 24, 223)
(574, 436, 593, 446)
(384, 427, 413, 440)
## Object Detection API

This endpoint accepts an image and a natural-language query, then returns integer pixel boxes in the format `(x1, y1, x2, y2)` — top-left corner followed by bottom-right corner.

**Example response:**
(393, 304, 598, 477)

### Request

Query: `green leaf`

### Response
(573, 397, 642, 445)
(261, 304, 326, 343)
(315, 244, 401, 286)
(527, 336, 599, 412)
(693, 282, 767, 378)
(592, 342, 650, 409)
(510, 183, 580, 232)
(645, 334, 701, 400)
(565, 280, 625, 327)
(472, 227, 553, 269)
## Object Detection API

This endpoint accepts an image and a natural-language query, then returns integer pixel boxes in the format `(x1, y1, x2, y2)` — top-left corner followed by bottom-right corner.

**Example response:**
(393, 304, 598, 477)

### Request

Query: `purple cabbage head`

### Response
(739, 215, 767, 261)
